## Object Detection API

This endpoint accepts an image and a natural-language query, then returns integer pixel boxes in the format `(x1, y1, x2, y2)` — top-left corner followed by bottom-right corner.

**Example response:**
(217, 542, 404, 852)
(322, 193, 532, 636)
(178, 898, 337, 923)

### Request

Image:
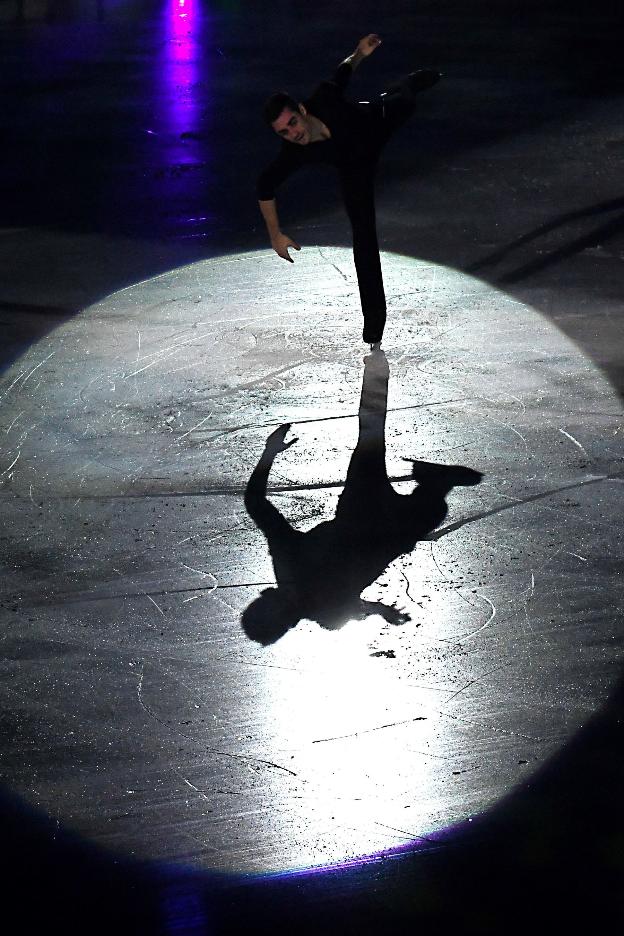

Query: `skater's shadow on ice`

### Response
(242, 351, 482, 645)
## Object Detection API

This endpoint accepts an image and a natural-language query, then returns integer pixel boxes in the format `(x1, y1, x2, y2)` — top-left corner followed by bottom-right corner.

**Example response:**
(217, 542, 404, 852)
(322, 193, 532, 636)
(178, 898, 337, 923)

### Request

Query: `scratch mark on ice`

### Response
(176, 411, 215, 442)
(317, 246, 350, 282)
(442, 660, 511, 706)
(399, 568, 415, 603)
(5, 410, 25, 433)
(1, 450, 21, 477)
(145, 593, 165, 616)
(135, 666, 176, 730)
(558, 428, 589, 457)
(181, 777, 210, 801)
(179, 562, 218, 587)
(206, 748, 298, 777)
(438, 594, 497, 644)
(312, 714, 427, 744)
(373, 820, 437, 842)
(2, 351, 55, 398)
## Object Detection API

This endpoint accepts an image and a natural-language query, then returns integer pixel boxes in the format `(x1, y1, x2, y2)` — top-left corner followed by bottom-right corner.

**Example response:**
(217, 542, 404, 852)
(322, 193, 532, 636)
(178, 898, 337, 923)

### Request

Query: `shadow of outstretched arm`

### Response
(244, 423, 298, 537)
(242, 424, 303, 645)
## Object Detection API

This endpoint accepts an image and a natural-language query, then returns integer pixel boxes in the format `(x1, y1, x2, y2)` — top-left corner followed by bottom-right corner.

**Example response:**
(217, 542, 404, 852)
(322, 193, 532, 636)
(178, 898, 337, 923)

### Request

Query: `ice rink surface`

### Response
(1, 1, 623, 932)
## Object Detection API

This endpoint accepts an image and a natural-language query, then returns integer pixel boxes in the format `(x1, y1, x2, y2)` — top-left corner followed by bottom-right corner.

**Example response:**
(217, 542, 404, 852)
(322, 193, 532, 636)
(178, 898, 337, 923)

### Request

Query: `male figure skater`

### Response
(257, 34, 441, 348)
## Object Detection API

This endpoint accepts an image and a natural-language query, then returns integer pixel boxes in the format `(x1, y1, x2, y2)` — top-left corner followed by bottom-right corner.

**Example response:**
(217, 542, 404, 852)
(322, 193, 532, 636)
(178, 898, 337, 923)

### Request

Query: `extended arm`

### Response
(244, 425, 299, 534)
(333, 33, 382, 88)
(342, 33, 382, 72)
(258, 198, 301, 263)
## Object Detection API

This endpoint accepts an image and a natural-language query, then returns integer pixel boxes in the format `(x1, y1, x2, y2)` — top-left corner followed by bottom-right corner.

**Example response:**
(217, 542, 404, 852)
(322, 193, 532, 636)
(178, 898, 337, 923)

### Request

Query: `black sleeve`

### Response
(257, 146, 301, 201)
(331, 61, 353, 92)
(244, 473, 300, 545)
(312, 62, 352, 106)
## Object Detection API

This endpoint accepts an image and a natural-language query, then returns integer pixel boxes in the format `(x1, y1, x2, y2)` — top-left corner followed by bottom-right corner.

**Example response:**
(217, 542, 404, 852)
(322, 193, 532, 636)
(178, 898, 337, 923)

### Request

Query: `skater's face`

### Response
(271, 105, 311, 145)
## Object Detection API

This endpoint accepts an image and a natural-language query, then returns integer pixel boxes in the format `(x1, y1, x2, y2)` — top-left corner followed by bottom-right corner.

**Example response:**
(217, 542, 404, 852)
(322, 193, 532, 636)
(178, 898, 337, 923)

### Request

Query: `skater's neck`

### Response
(307, 114, 331, 142)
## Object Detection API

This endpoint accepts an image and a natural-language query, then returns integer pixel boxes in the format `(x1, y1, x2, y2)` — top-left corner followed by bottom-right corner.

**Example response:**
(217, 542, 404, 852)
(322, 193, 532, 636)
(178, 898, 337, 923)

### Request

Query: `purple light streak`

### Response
(160, 0, 205, 149)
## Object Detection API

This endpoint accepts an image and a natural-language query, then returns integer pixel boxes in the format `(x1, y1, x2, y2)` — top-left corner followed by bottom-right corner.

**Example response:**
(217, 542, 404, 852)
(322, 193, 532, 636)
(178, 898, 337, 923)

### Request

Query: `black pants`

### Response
(340, 71, 439, 343)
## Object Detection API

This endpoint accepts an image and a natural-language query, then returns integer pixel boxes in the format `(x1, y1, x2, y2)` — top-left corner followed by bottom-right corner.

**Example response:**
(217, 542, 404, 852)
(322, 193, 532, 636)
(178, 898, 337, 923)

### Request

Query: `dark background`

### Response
(1, 1, 623, 932)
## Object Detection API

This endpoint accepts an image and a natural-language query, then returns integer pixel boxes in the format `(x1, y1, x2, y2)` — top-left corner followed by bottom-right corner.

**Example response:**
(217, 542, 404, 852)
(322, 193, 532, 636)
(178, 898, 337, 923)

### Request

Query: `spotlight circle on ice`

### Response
(1, 248, 622, 873)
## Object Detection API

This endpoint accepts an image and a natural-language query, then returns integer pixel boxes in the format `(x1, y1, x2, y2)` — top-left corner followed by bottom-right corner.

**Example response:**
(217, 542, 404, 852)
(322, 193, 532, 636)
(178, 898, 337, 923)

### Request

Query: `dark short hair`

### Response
(263, 91, 299, 127)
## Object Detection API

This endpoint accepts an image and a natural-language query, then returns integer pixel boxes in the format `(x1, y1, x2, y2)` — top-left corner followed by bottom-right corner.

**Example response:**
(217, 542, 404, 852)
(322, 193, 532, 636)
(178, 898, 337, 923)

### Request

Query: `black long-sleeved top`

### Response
(257, 62, 381, 201)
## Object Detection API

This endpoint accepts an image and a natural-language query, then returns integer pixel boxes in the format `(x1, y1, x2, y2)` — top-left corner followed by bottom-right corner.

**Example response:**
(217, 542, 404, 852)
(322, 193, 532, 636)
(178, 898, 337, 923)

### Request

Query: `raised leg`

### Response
(378, 70, 442, 139)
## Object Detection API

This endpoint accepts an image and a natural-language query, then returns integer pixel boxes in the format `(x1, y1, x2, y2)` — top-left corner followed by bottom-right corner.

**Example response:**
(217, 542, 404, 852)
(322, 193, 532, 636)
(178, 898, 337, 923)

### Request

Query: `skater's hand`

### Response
(357, 34, 382, 57)
(271, 232, 301, 263)
(264, 423, 298, 456)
